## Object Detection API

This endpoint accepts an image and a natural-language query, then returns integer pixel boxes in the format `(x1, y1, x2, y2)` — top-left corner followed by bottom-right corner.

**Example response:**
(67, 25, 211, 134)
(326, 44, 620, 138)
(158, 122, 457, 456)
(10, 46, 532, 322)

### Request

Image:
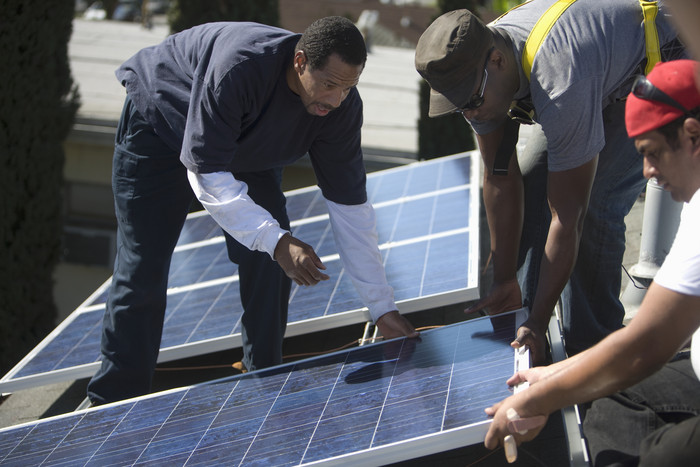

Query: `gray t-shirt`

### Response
(116, 21, 367, 205)
(471, 0, 681, 171)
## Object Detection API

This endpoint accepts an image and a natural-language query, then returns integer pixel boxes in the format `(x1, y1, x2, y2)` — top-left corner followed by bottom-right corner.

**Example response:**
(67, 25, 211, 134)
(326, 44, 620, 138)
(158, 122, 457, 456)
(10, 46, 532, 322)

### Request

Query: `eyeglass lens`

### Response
(455, 48, 494, 113)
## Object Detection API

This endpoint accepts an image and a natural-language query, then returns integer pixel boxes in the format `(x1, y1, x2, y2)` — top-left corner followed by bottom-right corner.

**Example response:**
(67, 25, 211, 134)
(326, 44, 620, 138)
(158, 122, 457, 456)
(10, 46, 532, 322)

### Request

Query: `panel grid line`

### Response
(3, 420, 40, 464)
(83, 401, 138, 466)
(322, 269, 346, 318)
(184, 380, 241, 466)
(419, 165, 444, 296)
(52, 317, 103, 370)
(183, 281, 234, 344)
(378, 161, 415, 269)
(440, 326, 462, 431)
(133, 391, 189, 465)
(368, 342, 405, 450)
(238, 371, 294, 466)
(38, 411, 89, 466)
(298, 354, 349, 465)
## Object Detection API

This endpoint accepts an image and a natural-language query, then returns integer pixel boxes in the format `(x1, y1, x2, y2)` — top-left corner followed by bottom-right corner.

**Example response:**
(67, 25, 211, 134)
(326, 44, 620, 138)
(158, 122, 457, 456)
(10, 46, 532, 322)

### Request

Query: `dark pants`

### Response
(87, 97, 290, 404)
(583, 357, 700, 466)
(223, 170, 291, 372)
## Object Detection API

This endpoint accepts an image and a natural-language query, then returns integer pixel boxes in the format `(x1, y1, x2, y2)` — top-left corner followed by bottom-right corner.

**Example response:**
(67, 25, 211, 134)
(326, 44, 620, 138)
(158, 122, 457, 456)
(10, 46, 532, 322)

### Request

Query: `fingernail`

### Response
(504, 435, 517, 463)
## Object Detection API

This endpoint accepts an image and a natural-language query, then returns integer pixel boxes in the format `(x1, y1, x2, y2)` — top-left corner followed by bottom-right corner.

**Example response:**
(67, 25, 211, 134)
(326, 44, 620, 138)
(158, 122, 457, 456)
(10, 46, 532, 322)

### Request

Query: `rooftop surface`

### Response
(69, 18, 421, 160)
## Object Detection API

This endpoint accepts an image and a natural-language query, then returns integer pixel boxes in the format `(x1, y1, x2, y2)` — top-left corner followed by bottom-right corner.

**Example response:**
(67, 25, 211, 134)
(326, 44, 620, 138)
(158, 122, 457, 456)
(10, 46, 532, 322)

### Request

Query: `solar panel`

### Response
(1, 152, 480, 393)
(0, 309, 528, 466)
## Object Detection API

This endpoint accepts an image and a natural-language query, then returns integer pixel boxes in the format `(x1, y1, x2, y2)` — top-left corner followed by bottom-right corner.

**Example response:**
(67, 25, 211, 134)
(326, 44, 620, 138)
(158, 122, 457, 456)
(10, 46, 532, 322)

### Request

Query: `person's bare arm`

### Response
(485, 282, 700, 449)
(513, 157, 597, 363)
(466, 123, 524, 316)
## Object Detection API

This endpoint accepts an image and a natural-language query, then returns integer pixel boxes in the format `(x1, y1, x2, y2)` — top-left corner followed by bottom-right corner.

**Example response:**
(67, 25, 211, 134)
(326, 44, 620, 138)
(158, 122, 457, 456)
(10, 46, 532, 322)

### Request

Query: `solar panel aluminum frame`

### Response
(0, 310, 529, 467)
(548, 305, 590, 467)
(302, 422, 493, 466)
(1, 152, 481, 394)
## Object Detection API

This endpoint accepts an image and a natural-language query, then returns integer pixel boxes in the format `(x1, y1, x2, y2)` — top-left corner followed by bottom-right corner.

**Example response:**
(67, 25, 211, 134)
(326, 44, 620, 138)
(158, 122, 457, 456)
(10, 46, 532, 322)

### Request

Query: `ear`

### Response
(293, 51, 307, 73)
(684, 117, 700, 154)
(491, 48, 505, 70)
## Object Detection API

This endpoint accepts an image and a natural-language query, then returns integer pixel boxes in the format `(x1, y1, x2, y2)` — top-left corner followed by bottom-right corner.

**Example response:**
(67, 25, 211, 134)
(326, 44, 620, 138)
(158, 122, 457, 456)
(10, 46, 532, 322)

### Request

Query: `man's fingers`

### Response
(510, 339, 525, 349)
(294, 271, 318, 286)
(484, 401, 501, 416)
(302, 259, 329, 283)
(289, 259, 330, 286)
(507, 415, 547, 435)
(312, 255, 327, 271)
(506, 372, 526, 387)
(512, 326, 533, 346)
(376, 311, 419, 339)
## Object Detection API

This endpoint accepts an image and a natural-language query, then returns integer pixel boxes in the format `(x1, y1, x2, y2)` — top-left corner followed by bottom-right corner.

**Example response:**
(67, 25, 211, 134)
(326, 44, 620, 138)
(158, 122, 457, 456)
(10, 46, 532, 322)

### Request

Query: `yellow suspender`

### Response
(522, 0, 577, 81)
(640, 1, 661, 73)
(521, 0, 660, 79)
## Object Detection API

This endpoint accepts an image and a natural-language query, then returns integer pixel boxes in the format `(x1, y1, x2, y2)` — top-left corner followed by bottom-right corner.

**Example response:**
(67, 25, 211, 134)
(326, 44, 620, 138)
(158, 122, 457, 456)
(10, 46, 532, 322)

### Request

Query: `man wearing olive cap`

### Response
(484, 58, 700, 467)
(416, 1, 685, 363)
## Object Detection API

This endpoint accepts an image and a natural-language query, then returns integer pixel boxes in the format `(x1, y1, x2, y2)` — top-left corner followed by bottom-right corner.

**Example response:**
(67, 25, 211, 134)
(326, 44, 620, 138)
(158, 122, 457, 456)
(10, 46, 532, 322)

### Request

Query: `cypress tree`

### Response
(0, 0, 79, 374)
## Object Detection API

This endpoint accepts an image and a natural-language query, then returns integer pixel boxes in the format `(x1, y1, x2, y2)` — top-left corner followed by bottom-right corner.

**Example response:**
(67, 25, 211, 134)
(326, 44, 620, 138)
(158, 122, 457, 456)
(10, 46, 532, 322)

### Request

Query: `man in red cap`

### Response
(482, 60, 700, 466)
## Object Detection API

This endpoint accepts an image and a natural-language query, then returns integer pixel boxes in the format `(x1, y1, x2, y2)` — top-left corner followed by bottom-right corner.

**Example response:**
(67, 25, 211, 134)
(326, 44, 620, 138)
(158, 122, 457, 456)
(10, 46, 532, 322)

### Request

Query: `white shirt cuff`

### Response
(326, 198, 397, 322)
(187, 170, 289, 258)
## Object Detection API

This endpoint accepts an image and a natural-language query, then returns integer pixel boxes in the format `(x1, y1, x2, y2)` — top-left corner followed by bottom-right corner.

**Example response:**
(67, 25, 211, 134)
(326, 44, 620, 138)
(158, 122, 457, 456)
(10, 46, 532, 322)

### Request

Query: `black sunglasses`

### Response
(631, 75, 688, 113)
(454, 48, 495, 113)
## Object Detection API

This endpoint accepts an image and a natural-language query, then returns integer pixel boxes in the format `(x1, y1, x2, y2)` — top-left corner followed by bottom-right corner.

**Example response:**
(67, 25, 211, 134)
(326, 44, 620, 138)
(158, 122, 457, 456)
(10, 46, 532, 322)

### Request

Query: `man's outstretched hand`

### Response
(274, 233, 330, 286)
(375, 310, 419, 340)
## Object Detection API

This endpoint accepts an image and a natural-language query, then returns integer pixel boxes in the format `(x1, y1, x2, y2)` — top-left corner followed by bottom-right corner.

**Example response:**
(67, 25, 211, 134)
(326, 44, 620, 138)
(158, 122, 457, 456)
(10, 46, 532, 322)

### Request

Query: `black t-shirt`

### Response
(116, 21, 367, 205)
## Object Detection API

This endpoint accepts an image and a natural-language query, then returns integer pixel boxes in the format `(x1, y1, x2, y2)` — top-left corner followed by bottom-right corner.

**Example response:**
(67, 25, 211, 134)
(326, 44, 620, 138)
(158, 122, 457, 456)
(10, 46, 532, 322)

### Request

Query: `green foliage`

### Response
(0, 0, 79, 374)
(169, 0, 279, 33)
(492, 0, 526, 14)
(417, 0, 479, 159)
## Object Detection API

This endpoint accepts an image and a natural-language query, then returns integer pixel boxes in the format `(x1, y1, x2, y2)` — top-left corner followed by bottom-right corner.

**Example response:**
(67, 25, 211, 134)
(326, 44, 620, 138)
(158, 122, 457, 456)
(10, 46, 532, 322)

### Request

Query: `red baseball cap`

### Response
(625, 59, 700, 138)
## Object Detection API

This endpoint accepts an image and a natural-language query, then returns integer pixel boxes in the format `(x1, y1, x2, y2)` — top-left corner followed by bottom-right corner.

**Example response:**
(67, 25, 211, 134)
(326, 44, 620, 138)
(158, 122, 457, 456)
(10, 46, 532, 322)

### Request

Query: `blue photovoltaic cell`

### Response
(0, 311, 522, 466)
(1, 153, 479, 392)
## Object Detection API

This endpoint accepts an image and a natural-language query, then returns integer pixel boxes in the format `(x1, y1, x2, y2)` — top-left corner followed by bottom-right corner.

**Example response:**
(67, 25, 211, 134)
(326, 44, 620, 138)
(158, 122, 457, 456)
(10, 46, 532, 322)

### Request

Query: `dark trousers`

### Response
(87, 97, 290, 404)
(223, 170, 291, 372)
(583, 357, 700, 466)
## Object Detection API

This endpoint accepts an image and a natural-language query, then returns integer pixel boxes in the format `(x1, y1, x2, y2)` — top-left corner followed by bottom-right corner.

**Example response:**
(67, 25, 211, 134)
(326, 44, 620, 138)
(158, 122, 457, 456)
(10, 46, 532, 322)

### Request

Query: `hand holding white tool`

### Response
(503, 407, 547, 463)
(502, 344, 546, 463)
